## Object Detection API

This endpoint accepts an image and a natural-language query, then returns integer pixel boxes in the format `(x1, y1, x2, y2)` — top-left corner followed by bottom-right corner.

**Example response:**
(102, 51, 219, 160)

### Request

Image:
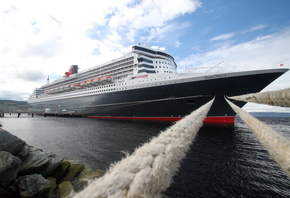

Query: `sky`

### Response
(0, 0, 290, 112)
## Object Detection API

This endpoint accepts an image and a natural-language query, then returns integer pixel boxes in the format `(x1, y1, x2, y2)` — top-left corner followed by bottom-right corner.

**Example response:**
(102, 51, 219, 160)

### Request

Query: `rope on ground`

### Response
(73, 98, 214, 198)
(228, 88, 290, 108)
(225, 97, 290, 179)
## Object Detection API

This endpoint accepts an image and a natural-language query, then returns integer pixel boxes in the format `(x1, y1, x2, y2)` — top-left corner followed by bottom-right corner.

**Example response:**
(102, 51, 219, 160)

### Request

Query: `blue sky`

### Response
(0, 0, 289, 112)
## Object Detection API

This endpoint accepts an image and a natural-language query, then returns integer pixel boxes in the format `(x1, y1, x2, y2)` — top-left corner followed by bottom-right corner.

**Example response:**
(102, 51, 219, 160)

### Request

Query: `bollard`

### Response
(73, 99, 214, 198)
(226, 97, 290, 178)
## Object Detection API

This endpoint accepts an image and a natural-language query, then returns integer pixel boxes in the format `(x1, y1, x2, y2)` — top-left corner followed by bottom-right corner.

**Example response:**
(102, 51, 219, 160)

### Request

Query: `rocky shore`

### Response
(0, 127, 105, 198)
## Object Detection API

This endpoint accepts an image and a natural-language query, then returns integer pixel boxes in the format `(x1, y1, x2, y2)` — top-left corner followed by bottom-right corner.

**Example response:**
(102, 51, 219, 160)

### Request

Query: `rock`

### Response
(0, 188, 15, 198)
(37, 153, 63, 178)
(0, 151, 22, 188)
(58, 181, 74, 198)
(6, 185, 19, 197)
(78, 168, 105, 181)
(15, 145, 30, 161)
(51, 161, 71, 182)
(17, 174, 51, 198)
(0, 128, 26, 155)
(47, 177, 57, 198)
(59, 164, 84, 183)
(18, 147, 49, 175)
(47, 177, 57, 190)
(72, 167, 105, 192)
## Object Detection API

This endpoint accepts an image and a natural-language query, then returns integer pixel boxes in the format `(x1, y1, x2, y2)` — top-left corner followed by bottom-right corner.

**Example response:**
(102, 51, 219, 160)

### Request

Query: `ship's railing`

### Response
(79, 53, 134, 75)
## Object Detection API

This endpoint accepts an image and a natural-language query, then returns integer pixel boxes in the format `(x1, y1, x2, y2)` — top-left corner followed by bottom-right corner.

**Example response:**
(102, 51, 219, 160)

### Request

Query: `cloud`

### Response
(242, 24, 268, 33)
(15, 69, 47, 82)
(0, 0, 202, 101)
(108, 0, 201, 30)
(184, 28, 290, 73)
(181, 29, 290, 112)
(181, 28, 290, 112)
(21, 39, 63, 58)
(0, 90, 30, 101)
(210, 33, 235, 41)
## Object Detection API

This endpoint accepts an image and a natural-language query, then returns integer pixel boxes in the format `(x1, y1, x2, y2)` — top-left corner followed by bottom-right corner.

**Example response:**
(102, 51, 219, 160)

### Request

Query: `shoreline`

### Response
(0, 127, 105, 198)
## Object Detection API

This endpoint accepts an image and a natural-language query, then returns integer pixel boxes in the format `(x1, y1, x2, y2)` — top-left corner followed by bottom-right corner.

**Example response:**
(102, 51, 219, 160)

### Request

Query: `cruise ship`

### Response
(28, 44, 288, 125)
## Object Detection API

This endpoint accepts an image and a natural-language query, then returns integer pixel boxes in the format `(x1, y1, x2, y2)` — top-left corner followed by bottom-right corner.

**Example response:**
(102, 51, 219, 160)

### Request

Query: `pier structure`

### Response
(0, 111, 86, 118)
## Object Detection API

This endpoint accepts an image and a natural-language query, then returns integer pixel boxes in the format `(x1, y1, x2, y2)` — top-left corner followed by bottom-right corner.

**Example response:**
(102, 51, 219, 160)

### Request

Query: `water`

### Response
(1, 114, 290, 197)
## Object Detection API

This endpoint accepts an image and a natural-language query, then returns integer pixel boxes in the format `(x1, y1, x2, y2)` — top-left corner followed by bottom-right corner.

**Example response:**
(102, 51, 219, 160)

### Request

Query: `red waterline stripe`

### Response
(87, 116, 235, 124)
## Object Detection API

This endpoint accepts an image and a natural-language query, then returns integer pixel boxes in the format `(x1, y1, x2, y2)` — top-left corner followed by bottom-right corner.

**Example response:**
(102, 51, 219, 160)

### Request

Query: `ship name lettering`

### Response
(204, 74, 226, 80)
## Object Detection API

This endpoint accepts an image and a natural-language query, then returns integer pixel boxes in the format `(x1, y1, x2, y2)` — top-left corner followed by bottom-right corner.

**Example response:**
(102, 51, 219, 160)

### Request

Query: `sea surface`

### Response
(1, 114, 290, 197)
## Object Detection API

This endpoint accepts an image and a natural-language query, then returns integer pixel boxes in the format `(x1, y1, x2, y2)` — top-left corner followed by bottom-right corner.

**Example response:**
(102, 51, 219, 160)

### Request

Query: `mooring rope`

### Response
(226, 97, 290, 178)
(228, 88, 290, 108)
(73, 98, 214, 198)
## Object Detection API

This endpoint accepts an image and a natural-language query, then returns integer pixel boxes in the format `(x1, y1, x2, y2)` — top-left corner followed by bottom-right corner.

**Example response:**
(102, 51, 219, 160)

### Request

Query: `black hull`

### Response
(29, 69, 288, 125)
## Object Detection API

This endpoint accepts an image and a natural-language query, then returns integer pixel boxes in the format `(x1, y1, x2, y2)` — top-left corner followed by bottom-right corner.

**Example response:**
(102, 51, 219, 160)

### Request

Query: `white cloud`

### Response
(181, 28, 290, 112)
(242, 24, 268, 33)
(184, 28, 290, 74)
(175, 41, 181, 47)
(0, 0, 201, 100)
(210, 33, 235, 41)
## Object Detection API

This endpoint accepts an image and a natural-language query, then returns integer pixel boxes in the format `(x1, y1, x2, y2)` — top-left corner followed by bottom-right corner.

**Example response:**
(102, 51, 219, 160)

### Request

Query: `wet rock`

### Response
(0, 151, 22, 188)
(47, 177, 57, 198)
(47, 177, 57, 190)
(17, 174, 51, 198)
(72, 168, 105, 192)
(59, 164, 84, 183)
(58, 181, 74, 198)
(37, 153, 63, 178)
(78, 168, 105, 181)
(6, 185, 19, 197)
(0, 129, 26, 155)
(51, 160, 71, 182)
(18, 147, 49, 175)
(15, 145, 30, 161)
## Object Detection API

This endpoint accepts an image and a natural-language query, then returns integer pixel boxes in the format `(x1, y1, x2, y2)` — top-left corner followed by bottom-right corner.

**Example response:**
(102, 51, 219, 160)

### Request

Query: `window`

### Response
(139, 64, 154, 69)
(138, 58, 153, 63)
(138, 69, 156, 73)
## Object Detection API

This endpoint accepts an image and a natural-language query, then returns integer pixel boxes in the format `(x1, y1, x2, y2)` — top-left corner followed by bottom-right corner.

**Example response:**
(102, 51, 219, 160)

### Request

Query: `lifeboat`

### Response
(64, 85, 70, 90)
(93, 77, 101, 84)
(100, 76, 112, 81)
(80, 81, 87, 86)
(86, 79, 94, 84)
(71, 83, 80, 89)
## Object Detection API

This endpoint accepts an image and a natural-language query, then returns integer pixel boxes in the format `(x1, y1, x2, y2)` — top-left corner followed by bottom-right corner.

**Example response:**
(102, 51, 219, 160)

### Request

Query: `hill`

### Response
(249, 112, 290, 117)
(0, 100, 29, 112)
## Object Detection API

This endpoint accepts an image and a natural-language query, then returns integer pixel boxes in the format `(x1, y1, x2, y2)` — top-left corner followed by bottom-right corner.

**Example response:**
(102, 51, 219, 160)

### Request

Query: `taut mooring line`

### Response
(73, 98, 214, 198)
(228, 88, 290, 108)
(226, 97, 290, 179)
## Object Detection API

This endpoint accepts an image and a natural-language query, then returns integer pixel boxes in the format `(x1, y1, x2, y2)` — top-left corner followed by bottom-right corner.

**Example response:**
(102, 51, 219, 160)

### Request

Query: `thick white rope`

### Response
(228, 88, 290, 108)
(226, 98, 290, 178)
(73, 98, 214, 198)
